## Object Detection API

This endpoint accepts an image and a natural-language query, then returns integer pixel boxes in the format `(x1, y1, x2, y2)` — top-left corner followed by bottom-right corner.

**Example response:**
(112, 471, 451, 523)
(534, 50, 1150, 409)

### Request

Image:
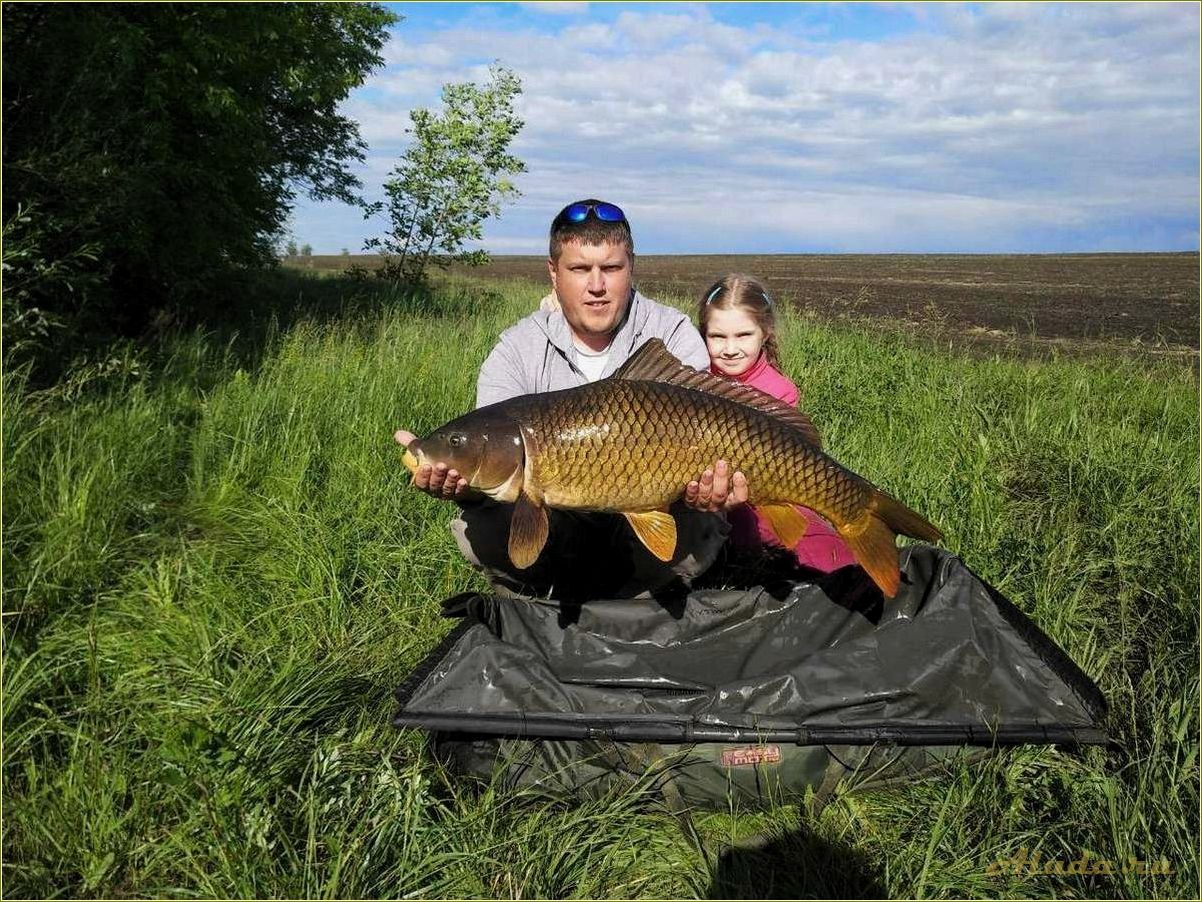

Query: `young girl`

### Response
(698, 273, 856, 574)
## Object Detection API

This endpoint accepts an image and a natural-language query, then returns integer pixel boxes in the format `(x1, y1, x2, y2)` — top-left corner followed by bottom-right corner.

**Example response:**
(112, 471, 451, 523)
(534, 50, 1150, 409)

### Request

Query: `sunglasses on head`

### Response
(559, 202, 626, 223)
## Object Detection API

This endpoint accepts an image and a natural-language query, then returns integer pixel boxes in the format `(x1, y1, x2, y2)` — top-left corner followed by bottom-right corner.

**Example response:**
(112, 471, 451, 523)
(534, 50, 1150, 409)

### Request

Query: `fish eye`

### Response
(449, 433, 466, 447)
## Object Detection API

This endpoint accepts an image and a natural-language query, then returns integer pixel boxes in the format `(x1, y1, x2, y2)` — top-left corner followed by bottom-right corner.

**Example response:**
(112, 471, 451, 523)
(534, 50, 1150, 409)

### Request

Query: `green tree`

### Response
(299, 243, 313, 257)
(2, 2, 396, 343)
(285, 240, 300, 258)
(368, 65, 525, 283)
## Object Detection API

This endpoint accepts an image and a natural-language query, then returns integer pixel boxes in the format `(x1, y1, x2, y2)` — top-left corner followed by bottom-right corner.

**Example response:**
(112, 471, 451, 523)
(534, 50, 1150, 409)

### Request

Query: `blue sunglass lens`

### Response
(594, 203, 625, 222)
(561, 203, 626, 223)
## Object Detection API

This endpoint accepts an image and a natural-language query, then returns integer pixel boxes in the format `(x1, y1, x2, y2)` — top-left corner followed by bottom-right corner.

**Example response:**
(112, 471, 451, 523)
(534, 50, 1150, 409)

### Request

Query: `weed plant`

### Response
(3, 270, 1198, 898)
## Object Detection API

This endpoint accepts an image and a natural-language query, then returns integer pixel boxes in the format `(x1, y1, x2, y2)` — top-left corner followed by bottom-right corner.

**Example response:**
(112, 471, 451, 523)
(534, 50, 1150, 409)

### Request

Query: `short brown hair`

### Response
(698, 273, 781, 368)
(548, 198, 634, 261)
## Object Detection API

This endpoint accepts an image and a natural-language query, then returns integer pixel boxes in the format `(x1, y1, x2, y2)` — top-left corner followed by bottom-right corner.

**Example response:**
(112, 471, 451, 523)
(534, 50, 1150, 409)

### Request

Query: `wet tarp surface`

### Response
(395, 546, 1108, 746)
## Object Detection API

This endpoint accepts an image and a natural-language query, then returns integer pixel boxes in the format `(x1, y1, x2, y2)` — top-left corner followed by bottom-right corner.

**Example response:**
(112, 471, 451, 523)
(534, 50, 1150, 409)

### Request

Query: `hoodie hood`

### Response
(533, 290, 657, 379)
(473, 288, 710, 410)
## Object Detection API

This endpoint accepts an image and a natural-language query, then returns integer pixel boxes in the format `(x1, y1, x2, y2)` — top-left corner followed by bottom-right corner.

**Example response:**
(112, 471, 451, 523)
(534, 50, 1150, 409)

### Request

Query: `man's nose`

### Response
(586, 268, 605, 293)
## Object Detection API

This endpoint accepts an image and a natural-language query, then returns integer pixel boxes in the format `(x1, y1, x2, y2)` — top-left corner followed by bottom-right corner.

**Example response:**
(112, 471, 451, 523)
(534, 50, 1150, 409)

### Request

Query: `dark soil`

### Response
(293, 252, 1200, 360)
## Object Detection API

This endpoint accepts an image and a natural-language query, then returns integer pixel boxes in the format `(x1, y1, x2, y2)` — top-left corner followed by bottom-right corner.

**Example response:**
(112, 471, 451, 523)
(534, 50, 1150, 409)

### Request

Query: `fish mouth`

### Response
(401, 448, 419, 474)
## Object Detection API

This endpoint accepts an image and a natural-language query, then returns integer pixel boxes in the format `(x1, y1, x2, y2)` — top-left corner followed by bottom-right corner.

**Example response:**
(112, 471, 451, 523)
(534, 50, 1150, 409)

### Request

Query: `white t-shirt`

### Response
(573, 343, 611, 382)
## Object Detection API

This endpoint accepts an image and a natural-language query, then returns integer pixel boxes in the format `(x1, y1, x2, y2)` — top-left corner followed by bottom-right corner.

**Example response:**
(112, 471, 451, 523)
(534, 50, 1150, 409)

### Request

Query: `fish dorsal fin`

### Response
(610, 339, 823, 447)
(610, 337, 696, 381)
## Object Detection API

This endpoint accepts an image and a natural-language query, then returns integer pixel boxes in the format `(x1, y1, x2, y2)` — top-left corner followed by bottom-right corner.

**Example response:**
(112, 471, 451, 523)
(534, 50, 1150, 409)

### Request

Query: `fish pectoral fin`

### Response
(758, 503, 810, 549)
(623, 510, 677, 562)
(508, 491, 549, 570)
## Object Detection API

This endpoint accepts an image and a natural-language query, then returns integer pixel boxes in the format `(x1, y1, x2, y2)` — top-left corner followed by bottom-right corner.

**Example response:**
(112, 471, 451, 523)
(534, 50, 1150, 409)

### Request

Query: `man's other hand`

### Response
(683, 459, 749, 512)
(394, 429, 470, 500)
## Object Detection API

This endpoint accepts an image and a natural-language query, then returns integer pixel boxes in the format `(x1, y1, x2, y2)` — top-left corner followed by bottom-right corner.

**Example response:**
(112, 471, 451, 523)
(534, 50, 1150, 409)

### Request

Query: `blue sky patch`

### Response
(290, 1, 1200, 255)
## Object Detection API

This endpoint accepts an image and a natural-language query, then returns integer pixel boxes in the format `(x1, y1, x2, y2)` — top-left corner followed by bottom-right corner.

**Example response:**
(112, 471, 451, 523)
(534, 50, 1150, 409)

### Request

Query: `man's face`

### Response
(547, 240, 634, 349)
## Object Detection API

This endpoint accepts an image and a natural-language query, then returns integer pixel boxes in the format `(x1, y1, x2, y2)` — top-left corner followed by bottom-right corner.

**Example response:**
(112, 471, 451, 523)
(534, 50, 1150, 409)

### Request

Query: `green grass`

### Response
(3, 270, 1198, 899)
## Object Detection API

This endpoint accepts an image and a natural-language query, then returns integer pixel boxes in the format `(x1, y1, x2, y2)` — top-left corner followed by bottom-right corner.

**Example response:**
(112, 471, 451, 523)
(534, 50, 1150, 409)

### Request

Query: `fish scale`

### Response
(508, 379, 872, 525)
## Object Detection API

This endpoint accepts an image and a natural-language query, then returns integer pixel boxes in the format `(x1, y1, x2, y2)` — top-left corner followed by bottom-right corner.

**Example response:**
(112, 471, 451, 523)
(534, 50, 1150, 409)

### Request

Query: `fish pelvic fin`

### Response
(508, 489, 549, 569)
(839, 491, 942, 598)
(623, 510, 678, 562)
(610, 339, 823, 447)
(756, 503, 809, 548)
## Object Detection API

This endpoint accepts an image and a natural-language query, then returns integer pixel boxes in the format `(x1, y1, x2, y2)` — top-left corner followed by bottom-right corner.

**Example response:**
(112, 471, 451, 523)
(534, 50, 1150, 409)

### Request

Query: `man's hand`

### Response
(683, 459, 749, 512)
(394, 429, 470, 500)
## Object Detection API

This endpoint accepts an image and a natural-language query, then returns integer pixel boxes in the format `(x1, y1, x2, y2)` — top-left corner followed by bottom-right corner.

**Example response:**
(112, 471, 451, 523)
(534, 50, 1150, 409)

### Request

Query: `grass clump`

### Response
(3, 270, 1197, 898)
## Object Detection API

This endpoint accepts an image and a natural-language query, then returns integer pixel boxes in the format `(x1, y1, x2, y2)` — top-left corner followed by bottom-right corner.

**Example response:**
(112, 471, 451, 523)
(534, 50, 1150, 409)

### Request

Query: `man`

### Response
(394, 199, 748, 598)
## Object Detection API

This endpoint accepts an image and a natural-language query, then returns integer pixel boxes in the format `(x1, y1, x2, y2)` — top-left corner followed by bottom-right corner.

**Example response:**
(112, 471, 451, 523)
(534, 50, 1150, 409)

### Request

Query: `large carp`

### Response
(401, 339, 941, 597)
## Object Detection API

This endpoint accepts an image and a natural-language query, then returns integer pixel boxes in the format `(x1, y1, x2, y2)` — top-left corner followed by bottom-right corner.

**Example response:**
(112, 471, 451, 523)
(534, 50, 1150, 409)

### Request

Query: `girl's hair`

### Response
(697, 273, 780, 368)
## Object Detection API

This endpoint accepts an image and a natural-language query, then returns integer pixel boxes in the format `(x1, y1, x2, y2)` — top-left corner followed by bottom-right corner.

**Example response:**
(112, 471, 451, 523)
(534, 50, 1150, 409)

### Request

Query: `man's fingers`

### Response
(684, 480, 700, 504)
(711, 460, 730, 505)
(729, 470, 749, 508)
(409, 460, 466, 500)
(395, 429, 416, 447)
(427, 462, 448, 492)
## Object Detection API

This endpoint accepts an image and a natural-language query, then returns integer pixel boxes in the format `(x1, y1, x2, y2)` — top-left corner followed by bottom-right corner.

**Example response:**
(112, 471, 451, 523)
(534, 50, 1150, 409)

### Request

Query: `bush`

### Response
(1, 2, 396, 343)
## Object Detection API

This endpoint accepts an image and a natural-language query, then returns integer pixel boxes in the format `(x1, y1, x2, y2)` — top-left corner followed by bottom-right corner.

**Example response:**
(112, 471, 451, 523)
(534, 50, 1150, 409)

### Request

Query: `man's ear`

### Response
(546, 257, 558, 292)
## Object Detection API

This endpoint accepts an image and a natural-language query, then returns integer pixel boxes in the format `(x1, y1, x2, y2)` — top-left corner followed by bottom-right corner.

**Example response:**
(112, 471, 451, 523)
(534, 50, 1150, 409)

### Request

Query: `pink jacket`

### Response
(728, 351, 800, 407)
(714, 354, 857, 574)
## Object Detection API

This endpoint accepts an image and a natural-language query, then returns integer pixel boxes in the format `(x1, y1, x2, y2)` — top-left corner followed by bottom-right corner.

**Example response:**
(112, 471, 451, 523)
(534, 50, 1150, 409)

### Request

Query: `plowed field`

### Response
(295, 252, 1200, 358)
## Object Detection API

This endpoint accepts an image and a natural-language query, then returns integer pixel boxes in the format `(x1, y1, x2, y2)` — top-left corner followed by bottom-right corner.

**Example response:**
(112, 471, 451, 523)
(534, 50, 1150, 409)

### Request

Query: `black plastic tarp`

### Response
(394, 546, 1108, 747)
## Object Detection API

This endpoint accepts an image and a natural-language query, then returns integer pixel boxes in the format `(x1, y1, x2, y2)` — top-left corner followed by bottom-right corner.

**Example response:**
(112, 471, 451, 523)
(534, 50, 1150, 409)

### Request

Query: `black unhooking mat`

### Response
(393, 546, 1108, 811)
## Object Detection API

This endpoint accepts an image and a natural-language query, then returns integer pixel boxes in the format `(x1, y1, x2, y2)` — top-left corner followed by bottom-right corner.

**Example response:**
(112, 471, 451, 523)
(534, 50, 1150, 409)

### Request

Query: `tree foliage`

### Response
(2, 2, 395, 343)
(368, 66, 526, 283)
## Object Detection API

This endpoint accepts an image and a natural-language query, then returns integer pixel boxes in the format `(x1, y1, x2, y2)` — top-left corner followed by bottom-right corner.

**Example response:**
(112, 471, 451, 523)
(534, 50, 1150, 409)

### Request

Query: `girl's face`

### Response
(704, 306, 766, 377)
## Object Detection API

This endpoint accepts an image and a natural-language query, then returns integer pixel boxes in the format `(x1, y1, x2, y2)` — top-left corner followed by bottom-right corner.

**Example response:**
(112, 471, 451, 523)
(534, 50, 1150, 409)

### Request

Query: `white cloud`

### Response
(559, 22, 617, 48)
(518, 2, 589, 15)
(298, 1, 1199, 253)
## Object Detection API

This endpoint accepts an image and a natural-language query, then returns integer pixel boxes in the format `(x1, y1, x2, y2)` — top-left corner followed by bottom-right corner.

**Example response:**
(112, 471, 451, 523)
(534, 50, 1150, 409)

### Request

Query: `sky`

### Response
(289, 1, 1201, 255)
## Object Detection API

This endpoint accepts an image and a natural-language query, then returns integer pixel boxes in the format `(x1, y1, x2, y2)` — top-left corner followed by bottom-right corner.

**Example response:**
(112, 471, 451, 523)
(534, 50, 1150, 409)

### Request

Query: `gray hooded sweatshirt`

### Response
(454, 289, 728, 599)
(476, 289, 709, 408)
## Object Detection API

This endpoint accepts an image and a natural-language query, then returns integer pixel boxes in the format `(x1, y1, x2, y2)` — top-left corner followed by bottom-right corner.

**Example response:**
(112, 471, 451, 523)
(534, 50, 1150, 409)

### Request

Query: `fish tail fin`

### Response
(872, 489, 943, 545)
(840, 514, 903, 598)
(839, 491, 942, 598)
